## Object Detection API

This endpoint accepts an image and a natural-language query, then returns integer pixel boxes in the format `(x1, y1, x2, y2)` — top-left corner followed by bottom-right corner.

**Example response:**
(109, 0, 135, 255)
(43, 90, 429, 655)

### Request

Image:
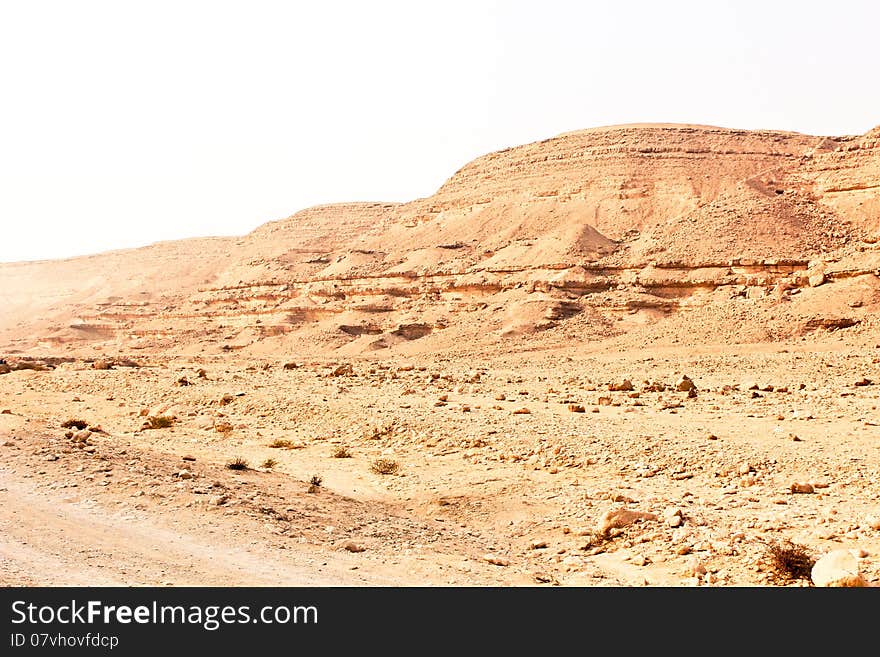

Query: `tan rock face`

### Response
(0, 123, 878, 357)
(811, 550, 866, 587)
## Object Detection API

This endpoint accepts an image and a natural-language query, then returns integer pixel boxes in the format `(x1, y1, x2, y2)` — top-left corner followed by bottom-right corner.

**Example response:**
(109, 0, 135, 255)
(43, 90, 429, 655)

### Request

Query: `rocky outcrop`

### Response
(1, 123, 878, 356)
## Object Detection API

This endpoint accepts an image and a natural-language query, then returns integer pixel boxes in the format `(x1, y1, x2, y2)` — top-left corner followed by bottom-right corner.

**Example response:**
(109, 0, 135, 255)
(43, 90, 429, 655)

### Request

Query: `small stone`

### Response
(597, 507, 658, 534)
(529, 540, 548, 550)
(210, 495, 228, 506)
(857, 548, 869, 558)
(676, 545, 692, 556)
(632, 554, 647, 566)
(707, 433, 718, 441)
(609, 380, 634, 392)
(689, 559, 707, 577)
(789, 433, 802, 442)
(72, 429, 91, 442)
(45, 454, 59, 461)
(568, 404, 586, 413)
(343, 542, 366, 553)
(808, 270, 826, 287)
(177, 469, 193, 480)
(738, 463, 753, 475)
(181, 455, 196, 462)
(675, 375, 696, 392)
(867, 517, 880, 531)
(811, 550, 866, 587)
(484, 554, 509, 566)
(667, 515, 683, 528)
(512, 408, 531, 415)
(597, 396, 612, 406)
(790, 482, 815, 494)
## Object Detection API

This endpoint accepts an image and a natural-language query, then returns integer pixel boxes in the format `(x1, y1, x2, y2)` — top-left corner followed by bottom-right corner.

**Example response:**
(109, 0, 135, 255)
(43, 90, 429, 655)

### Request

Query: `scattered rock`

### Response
(675, 375, 696, 392)
(854, 377, 872, 387)
(567, 404, 586, 413)
(71, 429, 92, 443)
(177, 469, 193, 480)
(92, 360, 112, 370)
(688, 558, 707, 577)
(597, 507, 658, 534)
(512, 408, 531, 415)
(331, 363, 353, 377)
(484, 554, 510, 566)
(811, 550, 867, 587)
(529, 540, 548, 550)
(790, 482, 815, 494)
(609, 380, 634, 392)
(343, 541, 366, 553)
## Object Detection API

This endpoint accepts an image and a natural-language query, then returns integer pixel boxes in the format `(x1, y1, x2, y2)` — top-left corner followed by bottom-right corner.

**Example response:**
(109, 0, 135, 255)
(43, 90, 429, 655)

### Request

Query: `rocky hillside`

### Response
(1, 123, 878, 358)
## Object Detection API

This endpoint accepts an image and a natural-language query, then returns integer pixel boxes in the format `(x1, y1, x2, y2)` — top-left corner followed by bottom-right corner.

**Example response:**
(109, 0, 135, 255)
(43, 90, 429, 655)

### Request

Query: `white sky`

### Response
(1, 0, 878, 263)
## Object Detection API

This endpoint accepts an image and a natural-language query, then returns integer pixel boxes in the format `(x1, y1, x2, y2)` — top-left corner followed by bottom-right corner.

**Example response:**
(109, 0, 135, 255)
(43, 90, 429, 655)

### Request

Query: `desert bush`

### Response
(225, 457, 249, 471)
(764, 540, 815, 583)
(307, 474, 323, 493)
(370, 458, 399, 475)
(269, 439, 296, 449)
(332, 445, 352, 458)
(260, 458, 278, 469)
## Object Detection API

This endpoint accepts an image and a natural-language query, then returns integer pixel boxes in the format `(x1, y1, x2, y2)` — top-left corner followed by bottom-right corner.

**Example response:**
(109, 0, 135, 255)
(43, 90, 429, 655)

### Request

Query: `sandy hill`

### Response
(1, 123, 879, 359)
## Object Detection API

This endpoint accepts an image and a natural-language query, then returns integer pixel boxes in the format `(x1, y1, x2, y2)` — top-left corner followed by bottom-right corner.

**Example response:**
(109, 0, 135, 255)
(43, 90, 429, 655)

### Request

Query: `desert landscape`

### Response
(1, 123, 878, 586)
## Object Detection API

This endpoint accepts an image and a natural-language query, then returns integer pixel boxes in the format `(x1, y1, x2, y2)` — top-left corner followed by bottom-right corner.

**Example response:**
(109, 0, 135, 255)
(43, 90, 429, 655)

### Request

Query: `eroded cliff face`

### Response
(1, 123, 878, 357)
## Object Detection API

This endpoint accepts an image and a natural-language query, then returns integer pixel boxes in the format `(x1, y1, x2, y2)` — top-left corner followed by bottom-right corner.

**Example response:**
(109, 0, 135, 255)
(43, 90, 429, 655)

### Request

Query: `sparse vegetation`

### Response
(307, 474, 323, 493)
(365, 421, 397, 441)
(370, 458, 399, 475)
(764, 540, 816, 583)
(580, 530, 614, 550)
(225, 457, 249, 471)
(61, 419, 89, 430)
(269, 438, 298, 449)
(144, 415, 174, 429)
(260, 458, 278, 469)
(332, 445, 352, 458)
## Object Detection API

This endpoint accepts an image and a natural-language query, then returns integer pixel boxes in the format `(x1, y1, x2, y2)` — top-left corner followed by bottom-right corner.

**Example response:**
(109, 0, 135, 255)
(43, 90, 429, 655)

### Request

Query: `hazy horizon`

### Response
(2, 0, 879, 264)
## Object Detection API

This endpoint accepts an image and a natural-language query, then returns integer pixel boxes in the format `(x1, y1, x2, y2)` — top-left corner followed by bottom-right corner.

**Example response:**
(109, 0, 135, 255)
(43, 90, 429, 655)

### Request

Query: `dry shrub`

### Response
(269, 439, 297, 449)
(260, 458, 278, 469)
(225, 457, 249, 471)
(765, 540, 815, 583)
(370, 458, 399, 475)
(332, 445, 352, 458)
